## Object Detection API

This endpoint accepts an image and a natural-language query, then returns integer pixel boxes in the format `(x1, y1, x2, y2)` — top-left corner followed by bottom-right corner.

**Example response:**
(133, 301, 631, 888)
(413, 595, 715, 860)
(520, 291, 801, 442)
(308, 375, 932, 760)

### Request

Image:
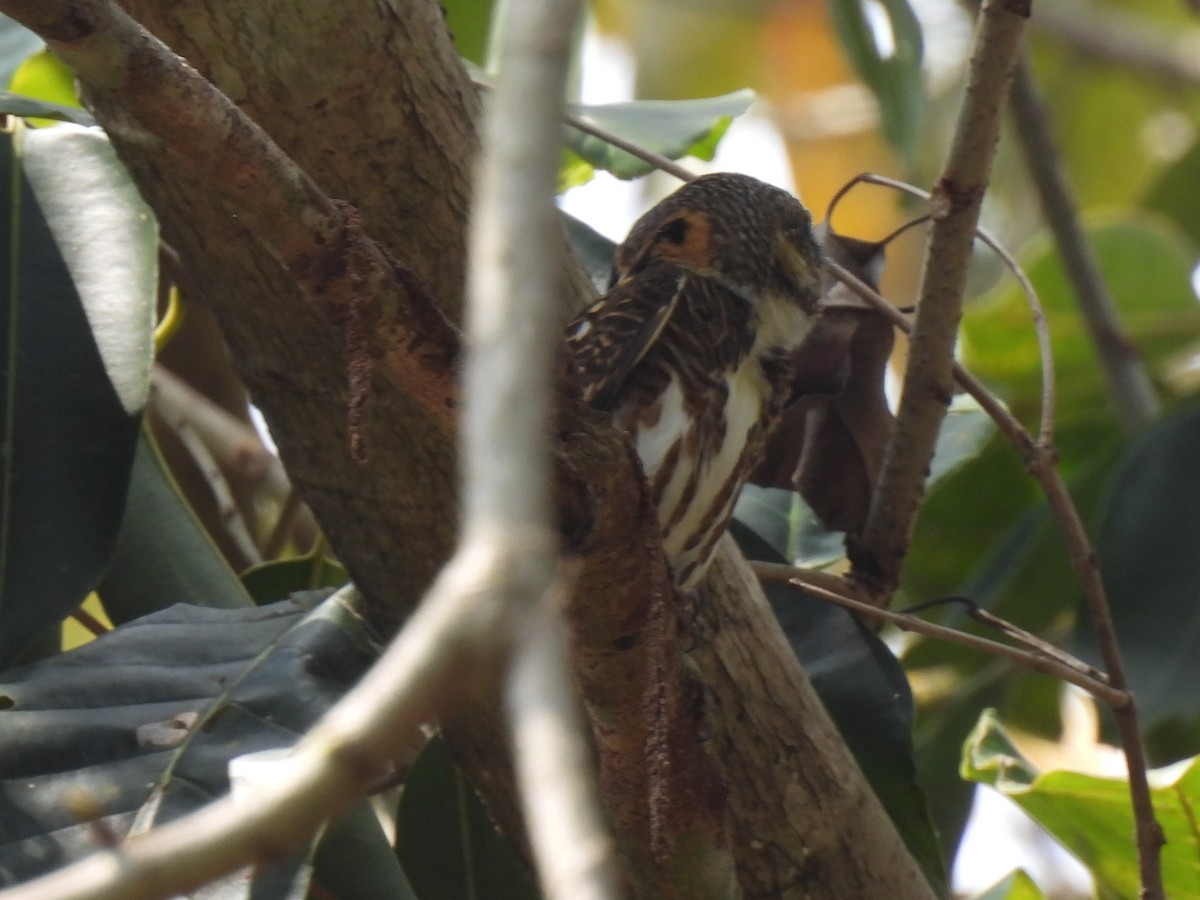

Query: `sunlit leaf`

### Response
(564, 90, 754, 182)
(963, 710, 1200, 900)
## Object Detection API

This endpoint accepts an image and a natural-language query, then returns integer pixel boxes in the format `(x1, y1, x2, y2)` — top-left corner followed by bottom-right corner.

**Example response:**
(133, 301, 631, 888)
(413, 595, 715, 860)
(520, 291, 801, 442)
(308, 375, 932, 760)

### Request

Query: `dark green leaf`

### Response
(1144, 139, 1200, 249)
(241, 553, 348, 605)
(0, 128, 147, 665)
(1077, 403, 1200, 746)
(397, 735, 540, 900)
(564, 90, 754, 182)
(0, 593, 395, 896)
(828, 0, 924, 160)
(97, 431, 253, 624)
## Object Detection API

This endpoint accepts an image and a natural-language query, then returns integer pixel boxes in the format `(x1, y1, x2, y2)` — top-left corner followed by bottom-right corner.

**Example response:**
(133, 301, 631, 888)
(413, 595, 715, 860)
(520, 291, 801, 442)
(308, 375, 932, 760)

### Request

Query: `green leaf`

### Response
(828, 0, 924, 161)
(18, 124, 157, 414)
(0, 127, 145, 665)
(972, 869, 1047, 900)
(442, 0, 496, 66)
(396, 735, 540, 900)
(241, 552, 348, 604)
(97, 431, 253, 624)
(962, 709, 1200, 900)
(0, 593, 395, 896)
(962, 216, 1200, 427)
(1077, 403, 1200, 742)
(563, 90, 754, 181)
(1144, 139, 1200, 249)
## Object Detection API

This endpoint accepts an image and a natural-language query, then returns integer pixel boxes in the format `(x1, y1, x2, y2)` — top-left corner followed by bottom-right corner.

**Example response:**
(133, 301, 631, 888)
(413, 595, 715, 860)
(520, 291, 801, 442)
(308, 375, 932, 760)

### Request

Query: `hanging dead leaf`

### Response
(750, 226, 895, 536)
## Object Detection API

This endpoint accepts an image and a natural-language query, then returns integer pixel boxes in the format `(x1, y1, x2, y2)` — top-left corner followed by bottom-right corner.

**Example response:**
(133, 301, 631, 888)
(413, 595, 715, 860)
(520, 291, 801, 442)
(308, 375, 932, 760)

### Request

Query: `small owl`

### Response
(567, 173, 823, 588)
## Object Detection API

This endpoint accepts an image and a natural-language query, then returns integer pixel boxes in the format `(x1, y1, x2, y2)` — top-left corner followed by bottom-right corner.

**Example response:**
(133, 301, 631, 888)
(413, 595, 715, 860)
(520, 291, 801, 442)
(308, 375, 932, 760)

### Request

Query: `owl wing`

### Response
(565, 265, 688, 412)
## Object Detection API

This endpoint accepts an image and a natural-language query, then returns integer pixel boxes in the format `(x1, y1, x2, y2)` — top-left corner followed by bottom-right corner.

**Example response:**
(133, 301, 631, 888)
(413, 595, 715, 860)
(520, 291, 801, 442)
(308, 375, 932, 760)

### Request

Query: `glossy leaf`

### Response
(0, 593, 403, 898)
(396, 735, 539, 900)
(963, 710, 1200, 900)
(828, 0, 924, 160)
(0, 128, 146, 665)
(563, 90, 754, 183)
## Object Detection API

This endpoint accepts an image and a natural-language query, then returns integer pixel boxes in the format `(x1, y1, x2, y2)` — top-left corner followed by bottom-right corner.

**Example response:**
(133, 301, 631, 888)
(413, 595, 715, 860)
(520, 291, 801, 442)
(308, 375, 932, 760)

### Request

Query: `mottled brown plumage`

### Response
(567, 173, 822, 587)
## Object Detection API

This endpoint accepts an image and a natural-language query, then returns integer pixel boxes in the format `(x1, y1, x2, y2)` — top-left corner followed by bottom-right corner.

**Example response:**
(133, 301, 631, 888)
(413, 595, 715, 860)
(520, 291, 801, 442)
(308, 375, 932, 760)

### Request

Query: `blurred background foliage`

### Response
(4, 0, 1200, 897)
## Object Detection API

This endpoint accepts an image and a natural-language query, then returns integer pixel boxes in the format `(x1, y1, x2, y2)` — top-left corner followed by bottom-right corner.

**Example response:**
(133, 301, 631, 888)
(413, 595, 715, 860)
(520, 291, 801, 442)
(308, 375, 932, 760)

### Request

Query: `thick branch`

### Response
(467, 0, 618, 895)
(852, 0, 1030, 601)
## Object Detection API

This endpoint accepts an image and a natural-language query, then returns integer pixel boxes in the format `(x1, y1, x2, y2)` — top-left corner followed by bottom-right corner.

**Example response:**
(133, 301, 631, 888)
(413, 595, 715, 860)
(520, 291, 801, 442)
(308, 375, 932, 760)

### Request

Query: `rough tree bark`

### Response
(70, 1, 934, 896)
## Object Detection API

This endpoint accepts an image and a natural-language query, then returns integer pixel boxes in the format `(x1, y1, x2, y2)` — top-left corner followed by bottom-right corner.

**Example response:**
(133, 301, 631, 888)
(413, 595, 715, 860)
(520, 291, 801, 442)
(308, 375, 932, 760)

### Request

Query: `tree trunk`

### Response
(86, 2, 934, 896)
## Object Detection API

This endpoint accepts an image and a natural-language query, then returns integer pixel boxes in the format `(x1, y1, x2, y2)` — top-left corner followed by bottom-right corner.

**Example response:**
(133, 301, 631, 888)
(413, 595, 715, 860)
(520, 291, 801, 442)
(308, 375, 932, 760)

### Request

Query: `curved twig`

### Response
(828, 171, 1056, 446)
(825, 257, 1165, 899)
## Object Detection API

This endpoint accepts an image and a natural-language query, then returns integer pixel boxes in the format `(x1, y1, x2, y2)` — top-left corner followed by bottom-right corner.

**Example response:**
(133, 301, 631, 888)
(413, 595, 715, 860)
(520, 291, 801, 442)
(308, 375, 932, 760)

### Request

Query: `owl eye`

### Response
(656, 217, 690, 245)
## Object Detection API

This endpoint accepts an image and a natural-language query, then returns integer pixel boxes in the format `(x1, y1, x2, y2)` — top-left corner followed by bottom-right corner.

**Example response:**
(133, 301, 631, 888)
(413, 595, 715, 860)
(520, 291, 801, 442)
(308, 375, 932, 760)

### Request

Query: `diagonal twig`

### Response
(751, 562, 1127, 708)
(825, 258, 1166, 900)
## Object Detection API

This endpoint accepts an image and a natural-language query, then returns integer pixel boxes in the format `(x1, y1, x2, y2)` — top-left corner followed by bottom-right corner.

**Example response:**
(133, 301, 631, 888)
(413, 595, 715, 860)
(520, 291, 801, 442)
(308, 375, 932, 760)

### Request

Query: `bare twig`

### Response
(166, 416, 263, 565)
(852, 0, 1031, 601)
(751, 562, 1127, 708)
(825, 259, 1166, 899)
(1033, 0, 1200, 87)
(469, 0, 620, 894)
(0, 0, 460, 430)
(149, 365, 292, 501)
(1009, 52, 1159, 433)
(561, 110, 696, 183)
(826, 171, 1057, 445)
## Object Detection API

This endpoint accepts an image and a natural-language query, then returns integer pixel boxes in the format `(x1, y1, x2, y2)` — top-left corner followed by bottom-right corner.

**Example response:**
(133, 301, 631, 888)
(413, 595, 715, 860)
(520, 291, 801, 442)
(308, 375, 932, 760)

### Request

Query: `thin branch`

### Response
(833, 172, 1057, 446)
(825, 258, 1166, 900)
(1033, 0, 1200, 88)
(1009, 52, 1159, 433)
(852, 0, 1031, 600)
(0, 0, 460, 430)
(751, 562, 1128, 708)
(469, 0, 620, 894)
(149, 365, 292, 502)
